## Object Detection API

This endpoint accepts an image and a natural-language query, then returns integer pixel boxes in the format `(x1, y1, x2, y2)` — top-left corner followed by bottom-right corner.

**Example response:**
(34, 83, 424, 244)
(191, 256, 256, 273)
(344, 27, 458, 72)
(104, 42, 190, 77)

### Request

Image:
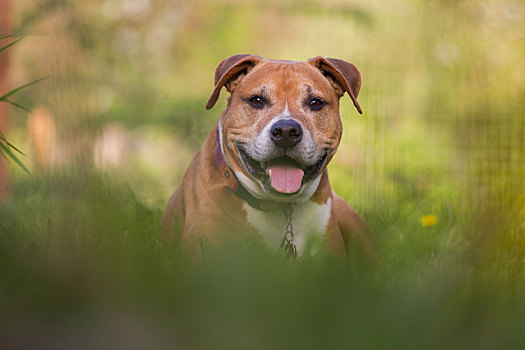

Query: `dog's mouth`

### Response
(237, 146, 328, 194)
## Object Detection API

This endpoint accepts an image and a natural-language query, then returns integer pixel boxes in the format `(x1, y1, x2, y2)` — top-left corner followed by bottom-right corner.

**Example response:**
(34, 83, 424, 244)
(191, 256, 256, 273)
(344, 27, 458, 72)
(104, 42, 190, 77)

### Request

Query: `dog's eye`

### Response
(309, 98, 325, 111)
(247, 95, 265, 109)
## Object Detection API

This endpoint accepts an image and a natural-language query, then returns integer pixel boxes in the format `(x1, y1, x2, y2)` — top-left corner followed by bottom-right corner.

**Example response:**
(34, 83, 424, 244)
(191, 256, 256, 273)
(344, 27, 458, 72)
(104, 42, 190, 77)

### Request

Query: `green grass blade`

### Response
(0, 34, 14, 40)
(0, 76, 48, 102)
(0, 146, 7, 160)
(0, 36, 23, 54)
(0, 139, 31, 176)
(0, 130, 26, 156)
(4, 99, 33, 113)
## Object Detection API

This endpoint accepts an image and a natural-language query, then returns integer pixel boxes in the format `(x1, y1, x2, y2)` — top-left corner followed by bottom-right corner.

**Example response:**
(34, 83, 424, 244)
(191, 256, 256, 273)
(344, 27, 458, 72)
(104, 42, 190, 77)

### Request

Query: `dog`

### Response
(161, 54, 379, 261)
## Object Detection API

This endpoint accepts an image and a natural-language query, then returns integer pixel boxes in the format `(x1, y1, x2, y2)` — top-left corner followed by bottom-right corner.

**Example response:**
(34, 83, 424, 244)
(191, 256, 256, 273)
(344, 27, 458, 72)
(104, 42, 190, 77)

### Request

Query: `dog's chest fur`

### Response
(243, 198, 332, 256)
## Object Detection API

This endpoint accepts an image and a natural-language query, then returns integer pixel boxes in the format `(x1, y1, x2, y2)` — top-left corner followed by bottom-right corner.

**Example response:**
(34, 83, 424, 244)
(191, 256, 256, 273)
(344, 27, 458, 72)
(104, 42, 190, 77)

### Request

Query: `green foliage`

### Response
(0, 35, 46, 175)
(0, 75, 48, 112)
(1, 172, 524, 349)
(0, 130, 30, 175)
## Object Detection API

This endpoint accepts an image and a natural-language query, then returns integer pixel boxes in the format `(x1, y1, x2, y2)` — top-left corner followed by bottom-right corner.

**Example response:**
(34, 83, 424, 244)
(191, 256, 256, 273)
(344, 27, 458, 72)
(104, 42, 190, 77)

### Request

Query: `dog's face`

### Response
(207, 55, 362, 202)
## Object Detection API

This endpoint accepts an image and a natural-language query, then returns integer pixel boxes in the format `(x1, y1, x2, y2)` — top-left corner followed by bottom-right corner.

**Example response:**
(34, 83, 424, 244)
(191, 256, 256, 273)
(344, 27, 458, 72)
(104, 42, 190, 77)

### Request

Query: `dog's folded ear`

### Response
(307, 57, 362, 114)
(206, 54, 263, 110)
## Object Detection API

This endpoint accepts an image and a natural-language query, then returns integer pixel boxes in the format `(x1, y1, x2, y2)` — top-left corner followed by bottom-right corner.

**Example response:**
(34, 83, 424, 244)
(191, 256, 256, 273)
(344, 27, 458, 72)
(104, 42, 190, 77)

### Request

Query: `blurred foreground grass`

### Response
(1, 170, 524, 349)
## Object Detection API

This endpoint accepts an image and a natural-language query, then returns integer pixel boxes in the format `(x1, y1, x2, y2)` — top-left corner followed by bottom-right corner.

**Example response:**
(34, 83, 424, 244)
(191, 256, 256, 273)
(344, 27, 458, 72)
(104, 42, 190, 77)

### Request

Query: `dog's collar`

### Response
(214, 125, 282, 212)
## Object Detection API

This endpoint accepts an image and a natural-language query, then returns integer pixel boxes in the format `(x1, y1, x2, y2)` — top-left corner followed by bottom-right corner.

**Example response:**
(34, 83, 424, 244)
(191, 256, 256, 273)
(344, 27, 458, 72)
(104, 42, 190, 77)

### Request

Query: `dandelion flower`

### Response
(420, 214, 437, 227)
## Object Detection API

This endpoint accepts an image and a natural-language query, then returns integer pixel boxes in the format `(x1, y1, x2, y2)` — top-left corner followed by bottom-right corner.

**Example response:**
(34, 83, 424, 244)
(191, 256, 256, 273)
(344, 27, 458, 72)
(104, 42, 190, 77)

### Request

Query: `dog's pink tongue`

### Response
(268, 164, 304, 194)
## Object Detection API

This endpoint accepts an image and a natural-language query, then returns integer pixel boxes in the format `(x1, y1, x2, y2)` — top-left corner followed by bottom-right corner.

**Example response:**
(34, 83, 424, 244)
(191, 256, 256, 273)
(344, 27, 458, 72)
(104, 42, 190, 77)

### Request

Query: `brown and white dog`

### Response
(161, 54, 379, 261)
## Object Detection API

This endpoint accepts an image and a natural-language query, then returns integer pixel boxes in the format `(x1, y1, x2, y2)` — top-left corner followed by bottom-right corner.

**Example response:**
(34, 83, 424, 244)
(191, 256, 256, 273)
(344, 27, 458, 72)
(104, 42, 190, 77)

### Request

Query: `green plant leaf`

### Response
(3, 99, 33, 113)
(0, 34, 14, 40)
(0, 33, 34, 176)
(0, 138, 31, 176)
(0, 130, 26, 156)
(0, 76, 48, 102)
(0, 36, 23, 54)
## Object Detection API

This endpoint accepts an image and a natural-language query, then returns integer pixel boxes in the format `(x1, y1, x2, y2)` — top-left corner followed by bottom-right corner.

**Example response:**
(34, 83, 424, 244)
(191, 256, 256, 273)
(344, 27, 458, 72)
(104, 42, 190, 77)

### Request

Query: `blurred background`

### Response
(1, 0, 524, 348)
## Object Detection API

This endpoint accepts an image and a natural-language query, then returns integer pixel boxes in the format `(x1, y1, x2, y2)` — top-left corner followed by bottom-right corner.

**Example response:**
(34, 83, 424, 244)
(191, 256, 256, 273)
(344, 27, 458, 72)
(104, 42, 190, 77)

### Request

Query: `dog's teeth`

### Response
(268, 169, 272, 179)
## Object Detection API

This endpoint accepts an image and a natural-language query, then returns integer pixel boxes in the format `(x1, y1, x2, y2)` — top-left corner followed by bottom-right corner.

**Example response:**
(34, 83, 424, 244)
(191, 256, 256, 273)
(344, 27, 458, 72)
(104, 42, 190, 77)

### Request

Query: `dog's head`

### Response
(207, 54, 362, 203)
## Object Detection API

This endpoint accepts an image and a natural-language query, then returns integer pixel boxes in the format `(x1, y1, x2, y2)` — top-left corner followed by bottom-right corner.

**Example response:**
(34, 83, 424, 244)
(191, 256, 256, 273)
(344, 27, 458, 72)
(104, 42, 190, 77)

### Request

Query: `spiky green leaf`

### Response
(0, 130, 26, 156)
(0, 139, 31, 176)
(0, 36, 23, 54)
(0, 76, 48, 102)
(4, 99, 33, 113)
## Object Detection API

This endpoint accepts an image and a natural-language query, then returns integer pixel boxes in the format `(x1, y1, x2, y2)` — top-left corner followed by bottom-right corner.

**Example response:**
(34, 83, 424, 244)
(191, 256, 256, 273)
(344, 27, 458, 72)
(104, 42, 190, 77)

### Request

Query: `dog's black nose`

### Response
(270, 119, 303, 148)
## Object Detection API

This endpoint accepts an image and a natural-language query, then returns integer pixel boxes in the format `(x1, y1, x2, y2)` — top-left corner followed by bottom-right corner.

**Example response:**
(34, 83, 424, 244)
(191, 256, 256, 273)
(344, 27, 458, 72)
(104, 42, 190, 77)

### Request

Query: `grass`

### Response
(1, 170, 524, 349)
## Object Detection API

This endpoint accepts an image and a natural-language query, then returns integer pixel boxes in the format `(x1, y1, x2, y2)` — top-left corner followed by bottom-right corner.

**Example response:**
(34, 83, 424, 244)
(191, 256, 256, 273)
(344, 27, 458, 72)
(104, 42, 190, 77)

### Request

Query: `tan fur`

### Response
(161, 56, 379, 261)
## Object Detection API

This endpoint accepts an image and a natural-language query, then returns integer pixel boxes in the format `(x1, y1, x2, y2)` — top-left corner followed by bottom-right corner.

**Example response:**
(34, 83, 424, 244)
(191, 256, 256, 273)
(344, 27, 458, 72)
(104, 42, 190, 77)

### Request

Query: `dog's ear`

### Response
(206, 54, 263, 110)
(307, 56, 362, 114)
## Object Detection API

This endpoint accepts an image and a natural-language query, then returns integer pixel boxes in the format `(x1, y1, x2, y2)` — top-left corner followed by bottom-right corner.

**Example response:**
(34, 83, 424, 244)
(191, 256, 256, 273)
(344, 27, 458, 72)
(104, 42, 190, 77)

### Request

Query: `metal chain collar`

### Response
(280, 205, 297, 260)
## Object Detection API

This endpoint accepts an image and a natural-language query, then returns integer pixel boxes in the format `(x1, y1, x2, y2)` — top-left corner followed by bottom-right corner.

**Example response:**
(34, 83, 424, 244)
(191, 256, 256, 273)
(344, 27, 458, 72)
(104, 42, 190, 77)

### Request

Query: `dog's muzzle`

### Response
(236, 120, 328, 195)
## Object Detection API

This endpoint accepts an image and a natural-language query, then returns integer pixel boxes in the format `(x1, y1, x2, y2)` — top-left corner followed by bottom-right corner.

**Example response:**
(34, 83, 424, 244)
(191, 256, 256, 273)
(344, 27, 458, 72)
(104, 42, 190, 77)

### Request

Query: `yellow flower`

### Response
(420, 214, 437, 227)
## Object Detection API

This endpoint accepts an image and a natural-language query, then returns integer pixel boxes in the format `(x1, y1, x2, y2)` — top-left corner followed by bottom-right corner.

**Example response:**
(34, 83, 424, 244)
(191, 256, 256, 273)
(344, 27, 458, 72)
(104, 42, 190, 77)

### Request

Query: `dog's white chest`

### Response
(243, 198, 332, 256)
